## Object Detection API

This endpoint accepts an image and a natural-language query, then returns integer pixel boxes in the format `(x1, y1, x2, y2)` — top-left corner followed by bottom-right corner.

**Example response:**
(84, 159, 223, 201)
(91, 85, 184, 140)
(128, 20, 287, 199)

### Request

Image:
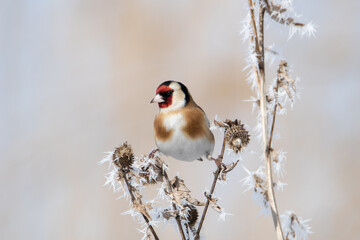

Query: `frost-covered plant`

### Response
(101, 119, 250, 240)
(241, 0, 314, 239)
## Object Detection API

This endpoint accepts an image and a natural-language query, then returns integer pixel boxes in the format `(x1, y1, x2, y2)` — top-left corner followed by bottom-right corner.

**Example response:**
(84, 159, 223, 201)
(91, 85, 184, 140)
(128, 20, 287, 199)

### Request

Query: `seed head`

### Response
(112, 142, 134, 169)
(223, 119, 250, 153)
(184, 205, 198, 227)
(137, 155, 164, 185)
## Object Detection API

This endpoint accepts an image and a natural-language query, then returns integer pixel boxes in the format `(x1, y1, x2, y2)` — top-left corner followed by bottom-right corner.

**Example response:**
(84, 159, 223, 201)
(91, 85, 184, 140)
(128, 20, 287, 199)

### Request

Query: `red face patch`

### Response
(156, 85, 173, 108)
(156, 85, 172, 94)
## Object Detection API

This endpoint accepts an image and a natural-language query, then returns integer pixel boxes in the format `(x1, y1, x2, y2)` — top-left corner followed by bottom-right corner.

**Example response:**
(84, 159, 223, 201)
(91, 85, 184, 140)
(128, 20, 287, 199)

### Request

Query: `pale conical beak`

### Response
(150, 94, 165, 103)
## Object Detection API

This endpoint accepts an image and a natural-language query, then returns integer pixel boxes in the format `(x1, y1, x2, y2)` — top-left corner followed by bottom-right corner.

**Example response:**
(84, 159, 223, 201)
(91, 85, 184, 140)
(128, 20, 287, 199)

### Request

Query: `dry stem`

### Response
(122, 171, 160, 240)
(248, 1, 284, 239)
(194, 135, 227, 240)
(269, 81, 279, 148)
(163, 171, 187, 240)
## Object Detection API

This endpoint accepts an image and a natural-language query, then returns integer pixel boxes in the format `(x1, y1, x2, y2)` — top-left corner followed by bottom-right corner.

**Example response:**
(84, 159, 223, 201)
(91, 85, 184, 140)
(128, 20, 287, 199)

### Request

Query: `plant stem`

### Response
(248, 0, 262, 88)
(194, 136, 226, 240)
(248, 1, 285, 239)
(259, 1, 284, 239)
(268, 82, 279, 148)
(122, 171, 160, 240)
(163, 171, 187, 240)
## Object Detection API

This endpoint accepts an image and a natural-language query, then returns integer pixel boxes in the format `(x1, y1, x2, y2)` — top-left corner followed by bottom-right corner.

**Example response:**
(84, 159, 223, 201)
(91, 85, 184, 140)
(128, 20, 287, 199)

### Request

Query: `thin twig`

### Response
(248, 0, 262, 88)
(248, 0, 261, 56)
(194, 136, 227, 240)
(122, 171, 160, 240)
(184, 223, 190, 239)
(264, 143, 284, 240)
(259, 3, 265, 71)
(265, 47, 279, 56)
(268, 82, 279, 148)
(163, 171, 187, 240)
(262, 0, 304, 26)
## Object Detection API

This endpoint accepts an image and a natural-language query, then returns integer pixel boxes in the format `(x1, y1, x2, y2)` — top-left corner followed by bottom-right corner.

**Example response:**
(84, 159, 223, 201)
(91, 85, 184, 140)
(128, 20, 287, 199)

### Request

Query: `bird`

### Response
(150, 81, 215, 162)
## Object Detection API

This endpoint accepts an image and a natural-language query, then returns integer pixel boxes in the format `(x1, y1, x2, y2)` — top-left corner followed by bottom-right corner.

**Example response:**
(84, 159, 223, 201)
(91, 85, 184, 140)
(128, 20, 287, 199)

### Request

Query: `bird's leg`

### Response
(149, 148, 159, 159)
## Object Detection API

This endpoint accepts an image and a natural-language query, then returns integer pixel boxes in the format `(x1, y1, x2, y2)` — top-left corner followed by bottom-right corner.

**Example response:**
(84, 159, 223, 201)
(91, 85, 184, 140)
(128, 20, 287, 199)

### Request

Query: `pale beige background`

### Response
(1, 0, 359, 239)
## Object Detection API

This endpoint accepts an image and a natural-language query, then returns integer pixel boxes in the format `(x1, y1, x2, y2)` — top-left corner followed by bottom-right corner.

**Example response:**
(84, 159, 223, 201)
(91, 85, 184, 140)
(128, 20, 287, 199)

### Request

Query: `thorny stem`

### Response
(163, 171, 187, 240)
(248, 1, 284, 240)
(122, 171, 160, 240)
(194, 135, 227, 240)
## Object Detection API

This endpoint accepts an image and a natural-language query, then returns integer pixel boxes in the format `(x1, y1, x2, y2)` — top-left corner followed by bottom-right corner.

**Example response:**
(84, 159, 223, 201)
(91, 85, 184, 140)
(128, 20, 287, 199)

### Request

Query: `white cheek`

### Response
(161, 90, 185, 112)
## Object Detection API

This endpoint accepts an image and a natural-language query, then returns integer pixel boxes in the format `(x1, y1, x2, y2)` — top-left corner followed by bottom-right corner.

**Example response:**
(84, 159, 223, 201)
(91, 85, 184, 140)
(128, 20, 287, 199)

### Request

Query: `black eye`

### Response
(165, 90, 173, 96)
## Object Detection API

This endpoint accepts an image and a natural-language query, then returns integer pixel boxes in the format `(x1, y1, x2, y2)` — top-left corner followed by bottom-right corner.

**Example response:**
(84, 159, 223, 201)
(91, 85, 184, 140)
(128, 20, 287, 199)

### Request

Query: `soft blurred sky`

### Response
(1, 0, 359, 239)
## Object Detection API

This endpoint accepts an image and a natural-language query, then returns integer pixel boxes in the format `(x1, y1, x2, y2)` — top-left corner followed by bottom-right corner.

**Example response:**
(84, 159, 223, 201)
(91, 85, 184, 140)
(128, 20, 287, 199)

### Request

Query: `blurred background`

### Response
(1, 0, 359, 239)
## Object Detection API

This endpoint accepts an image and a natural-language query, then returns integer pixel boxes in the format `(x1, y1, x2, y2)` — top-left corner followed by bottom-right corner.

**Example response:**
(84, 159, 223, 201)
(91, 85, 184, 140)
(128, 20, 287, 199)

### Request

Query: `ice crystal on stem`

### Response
(272, 149, 287, 177)
(100, 143, 163, 240)
(281, 211, 312, 240)
(242, 166, 271, 215)
(242, 1, 314, 239)
(101, 129, 248, 240)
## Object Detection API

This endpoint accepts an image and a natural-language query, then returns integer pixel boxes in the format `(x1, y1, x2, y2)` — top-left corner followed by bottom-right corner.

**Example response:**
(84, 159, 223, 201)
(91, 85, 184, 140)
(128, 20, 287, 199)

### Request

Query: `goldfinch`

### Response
(150, 81, 214, 162)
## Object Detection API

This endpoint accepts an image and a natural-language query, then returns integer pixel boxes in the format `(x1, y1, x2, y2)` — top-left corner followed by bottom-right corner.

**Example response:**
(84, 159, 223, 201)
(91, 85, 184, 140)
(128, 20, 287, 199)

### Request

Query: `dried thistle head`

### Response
(168, 176, 205, 207)
(138, 167, 163, 185)
(184, 205, 198, 228)
(136, 155, 164, 185)
(112, 142, 134, 169)
(223, 119, 250, 153)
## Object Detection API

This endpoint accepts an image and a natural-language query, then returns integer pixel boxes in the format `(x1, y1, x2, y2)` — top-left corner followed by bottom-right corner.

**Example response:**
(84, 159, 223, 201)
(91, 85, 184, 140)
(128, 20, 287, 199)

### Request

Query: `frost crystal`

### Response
(272, 150, 287, 177)
(281, 211, 312, 240)
(218, 209, 234, 222)
(241, 0, 314, 237)
(242, 166, 270, 215)
(288, 21, 316, 39)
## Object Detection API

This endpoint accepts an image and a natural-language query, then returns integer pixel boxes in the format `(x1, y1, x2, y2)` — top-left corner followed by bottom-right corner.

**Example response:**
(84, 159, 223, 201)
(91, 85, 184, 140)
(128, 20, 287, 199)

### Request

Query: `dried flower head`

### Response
(169, 176, 205, 207)
(183, 204, 198, 227)
(134, 155, 164, 185)
(113, 142, 134, 169)
(222, 119, 250, 153)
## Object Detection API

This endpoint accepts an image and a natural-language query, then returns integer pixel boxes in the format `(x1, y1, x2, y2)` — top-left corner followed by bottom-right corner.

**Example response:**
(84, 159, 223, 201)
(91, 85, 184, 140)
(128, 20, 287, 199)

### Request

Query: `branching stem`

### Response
(194, 135, 227, 240)
(248, 1, 285, 239)
(163, 171, 187, 240)
(122, 171, 160, 240)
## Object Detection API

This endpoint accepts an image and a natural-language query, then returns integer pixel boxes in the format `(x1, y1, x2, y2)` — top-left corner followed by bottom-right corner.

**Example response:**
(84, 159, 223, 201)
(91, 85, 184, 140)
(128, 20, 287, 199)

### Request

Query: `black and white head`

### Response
(150, 81, 191, 111)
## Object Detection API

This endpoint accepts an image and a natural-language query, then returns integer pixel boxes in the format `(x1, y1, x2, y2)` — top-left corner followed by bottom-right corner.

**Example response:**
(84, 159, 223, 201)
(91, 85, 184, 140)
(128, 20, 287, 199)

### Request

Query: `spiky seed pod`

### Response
(139, 167, 163, 185)
(136, 155, 164, 185)
(112, 142, 134, 169)
(224, 119, 250, 153)
(184, 205, 198, 228)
